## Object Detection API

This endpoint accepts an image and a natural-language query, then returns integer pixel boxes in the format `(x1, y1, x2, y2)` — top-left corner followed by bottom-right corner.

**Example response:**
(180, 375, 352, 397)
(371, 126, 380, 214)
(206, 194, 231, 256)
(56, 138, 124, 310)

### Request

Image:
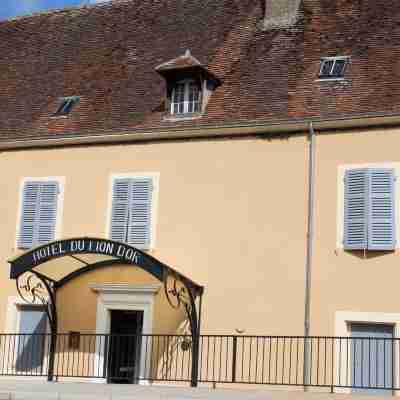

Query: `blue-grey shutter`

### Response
(127, 178, 153, 249)
(18, 182, 41, 249)
(18, 181, 59, 249)
(367, 169, 396, 250)
(36, 181, 59, 245)
(344, 169, 368, 250)
(110, 179, 130, 242)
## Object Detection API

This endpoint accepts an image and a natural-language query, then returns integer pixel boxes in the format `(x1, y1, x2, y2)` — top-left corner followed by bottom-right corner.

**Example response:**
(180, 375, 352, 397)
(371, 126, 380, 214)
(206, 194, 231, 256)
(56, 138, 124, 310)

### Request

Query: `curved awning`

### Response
(8, 237, 203, 294)
(8, 237, 204, 386)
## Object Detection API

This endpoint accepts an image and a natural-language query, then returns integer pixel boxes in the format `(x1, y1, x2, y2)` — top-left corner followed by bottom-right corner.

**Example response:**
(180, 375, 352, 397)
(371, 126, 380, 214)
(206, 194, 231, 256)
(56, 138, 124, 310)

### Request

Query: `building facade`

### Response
(1, 0, 400, 391)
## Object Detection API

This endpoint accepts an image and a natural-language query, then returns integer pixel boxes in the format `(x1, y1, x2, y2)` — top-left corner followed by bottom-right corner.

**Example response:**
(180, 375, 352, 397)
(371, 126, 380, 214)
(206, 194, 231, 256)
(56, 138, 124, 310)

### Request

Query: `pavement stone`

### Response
(0, 380, 395, 400)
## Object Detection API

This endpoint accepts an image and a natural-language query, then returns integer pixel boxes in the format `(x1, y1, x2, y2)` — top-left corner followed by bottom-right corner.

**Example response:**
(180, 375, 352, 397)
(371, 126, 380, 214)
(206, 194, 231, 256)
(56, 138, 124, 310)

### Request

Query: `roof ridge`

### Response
(0, 0, 124, 25)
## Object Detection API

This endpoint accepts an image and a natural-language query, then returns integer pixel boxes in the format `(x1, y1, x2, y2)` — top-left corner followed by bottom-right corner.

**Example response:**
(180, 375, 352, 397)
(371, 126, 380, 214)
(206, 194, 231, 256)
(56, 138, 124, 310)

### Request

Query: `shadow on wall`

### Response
(344, 249, 395, 260)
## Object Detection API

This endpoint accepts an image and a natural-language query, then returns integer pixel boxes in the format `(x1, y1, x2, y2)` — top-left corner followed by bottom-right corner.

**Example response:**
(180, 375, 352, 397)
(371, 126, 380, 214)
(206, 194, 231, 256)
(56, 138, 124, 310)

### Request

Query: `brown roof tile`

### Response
(1, 0, 400, 142)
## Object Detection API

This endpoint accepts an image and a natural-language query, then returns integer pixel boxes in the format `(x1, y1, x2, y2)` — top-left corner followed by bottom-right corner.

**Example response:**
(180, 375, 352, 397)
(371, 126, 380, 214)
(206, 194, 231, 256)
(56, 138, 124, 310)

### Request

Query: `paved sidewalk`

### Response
(0, 381, 392, 400)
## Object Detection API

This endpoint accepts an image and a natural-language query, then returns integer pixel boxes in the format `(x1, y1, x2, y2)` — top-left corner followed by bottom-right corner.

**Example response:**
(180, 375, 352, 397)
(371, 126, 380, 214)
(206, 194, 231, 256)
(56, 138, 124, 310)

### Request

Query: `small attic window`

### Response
(171, 80, 201, 115)
(54, 96, 80, 116)
(319, 57, 349, 79)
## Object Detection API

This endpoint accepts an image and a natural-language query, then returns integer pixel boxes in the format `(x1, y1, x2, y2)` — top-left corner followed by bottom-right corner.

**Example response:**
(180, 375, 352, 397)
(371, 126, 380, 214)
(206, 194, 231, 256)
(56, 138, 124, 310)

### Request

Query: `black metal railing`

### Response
(0, 334, 398, 392)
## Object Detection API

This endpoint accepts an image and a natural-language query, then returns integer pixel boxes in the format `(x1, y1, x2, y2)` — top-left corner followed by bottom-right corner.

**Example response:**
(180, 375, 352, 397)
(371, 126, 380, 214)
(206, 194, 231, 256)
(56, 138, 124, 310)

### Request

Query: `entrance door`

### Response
(107, 310, 144, 383)
(351, 323, 394, 395)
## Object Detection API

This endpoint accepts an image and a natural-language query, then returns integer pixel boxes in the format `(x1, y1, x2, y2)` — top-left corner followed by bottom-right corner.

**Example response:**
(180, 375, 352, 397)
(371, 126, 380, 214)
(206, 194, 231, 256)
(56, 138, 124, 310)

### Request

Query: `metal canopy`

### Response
(8, 237, 204, 386)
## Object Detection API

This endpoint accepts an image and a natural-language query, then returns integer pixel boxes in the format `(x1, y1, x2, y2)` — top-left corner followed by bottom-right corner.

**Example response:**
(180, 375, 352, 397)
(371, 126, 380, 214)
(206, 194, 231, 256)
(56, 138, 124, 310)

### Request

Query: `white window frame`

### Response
(105, 173, 159, 251)
(15, 177, 65, 250)
(317, 56, 349, 81)
(337, 163, 400, 250)
(170, 79, 202, 115)
(334, 311, 400, 394)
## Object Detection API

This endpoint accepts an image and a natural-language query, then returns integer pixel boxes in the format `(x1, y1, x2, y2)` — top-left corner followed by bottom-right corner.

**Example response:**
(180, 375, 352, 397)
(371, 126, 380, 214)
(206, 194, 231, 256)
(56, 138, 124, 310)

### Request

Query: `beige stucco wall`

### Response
(312, 128, 400, 336)
(0, 135, 308, 336)
(1, 126, 400, 339)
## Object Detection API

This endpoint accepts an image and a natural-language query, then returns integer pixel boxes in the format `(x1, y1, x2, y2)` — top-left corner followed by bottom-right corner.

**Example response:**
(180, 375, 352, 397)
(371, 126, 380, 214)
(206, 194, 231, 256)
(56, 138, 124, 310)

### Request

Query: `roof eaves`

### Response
(2, 112, 400, 150)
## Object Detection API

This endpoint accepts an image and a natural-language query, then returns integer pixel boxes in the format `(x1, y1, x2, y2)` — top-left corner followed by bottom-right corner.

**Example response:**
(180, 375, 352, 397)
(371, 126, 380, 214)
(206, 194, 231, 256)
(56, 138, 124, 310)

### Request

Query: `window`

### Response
(18, 180, 61, 249)
(54, 96, 80, 116)
(109, 177, 155, 249)
(171, 80, 201, 115)
(319, 57, 348, 79)
(344, 168, 395, 250)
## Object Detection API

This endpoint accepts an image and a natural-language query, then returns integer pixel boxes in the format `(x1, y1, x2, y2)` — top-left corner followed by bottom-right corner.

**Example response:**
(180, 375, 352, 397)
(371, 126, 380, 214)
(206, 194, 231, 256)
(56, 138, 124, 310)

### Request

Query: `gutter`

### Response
(303, 122, 315, 390)
(1, 112, 400, 150)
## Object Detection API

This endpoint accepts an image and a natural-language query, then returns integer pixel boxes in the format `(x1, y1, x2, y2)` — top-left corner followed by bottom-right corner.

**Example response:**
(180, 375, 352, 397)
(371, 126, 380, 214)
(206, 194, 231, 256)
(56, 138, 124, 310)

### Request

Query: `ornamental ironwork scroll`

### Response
(16, 271, 57, 332)
(164, 271, 193, 310)
(164, 270, 197, 329)
(16, 272, 49, 305)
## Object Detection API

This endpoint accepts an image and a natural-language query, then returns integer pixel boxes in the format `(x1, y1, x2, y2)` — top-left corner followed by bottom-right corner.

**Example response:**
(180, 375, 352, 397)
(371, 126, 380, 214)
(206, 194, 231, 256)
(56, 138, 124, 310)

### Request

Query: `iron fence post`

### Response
(191, 332, 200, 387)
(47, 332, 57, 381)
(232, 336, 237, 383)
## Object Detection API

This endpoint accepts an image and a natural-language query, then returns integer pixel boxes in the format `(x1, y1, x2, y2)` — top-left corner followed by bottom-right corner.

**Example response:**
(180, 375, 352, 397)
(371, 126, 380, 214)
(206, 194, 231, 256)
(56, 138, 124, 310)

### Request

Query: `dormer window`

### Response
(171, 80, 202, 115)
(155, 49, 221, 120)
(319, 57, 349, 79)
(54, 96, 80, 116)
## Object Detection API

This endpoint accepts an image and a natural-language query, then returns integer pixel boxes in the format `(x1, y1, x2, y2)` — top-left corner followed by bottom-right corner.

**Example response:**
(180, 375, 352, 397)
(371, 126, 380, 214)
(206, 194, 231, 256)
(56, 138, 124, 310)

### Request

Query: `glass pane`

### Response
(172, 84, 185, 114)
(188, 83, 199, 101)
(55, 100, 68, 115)
(332, 59, 346, 77)
(174, 84, 185, 102)
(320, 60, 334, 77)
(188, 83, 200, 113)
(63, 100, 74, 114)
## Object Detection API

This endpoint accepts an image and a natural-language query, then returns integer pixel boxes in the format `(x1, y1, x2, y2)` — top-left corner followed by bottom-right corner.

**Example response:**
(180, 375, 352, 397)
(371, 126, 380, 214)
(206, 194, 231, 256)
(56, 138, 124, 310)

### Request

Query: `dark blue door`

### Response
(351, 323, 394, 395)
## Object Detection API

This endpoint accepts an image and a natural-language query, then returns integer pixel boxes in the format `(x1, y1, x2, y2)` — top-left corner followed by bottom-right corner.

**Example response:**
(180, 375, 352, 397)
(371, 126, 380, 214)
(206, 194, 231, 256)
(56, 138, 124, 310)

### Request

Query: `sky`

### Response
(0, 0, 109, 20)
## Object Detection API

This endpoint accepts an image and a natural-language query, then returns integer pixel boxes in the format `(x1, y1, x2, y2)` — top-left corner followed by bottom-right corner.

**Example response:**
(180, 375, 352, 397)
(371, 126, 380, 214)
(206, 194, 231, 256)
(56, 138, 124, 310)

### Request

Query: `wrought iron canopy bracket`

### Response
(16, 271, 58, 334)
(163, 268, 203, 336)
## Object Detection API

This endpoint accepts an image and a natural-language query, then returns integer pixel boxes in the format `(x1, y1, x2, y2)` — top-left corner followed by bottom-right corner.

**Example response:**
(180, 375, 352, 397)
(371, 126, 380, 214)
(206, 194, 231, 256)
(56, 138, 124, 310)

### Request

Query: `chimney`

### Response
(262, 0, 302, 30)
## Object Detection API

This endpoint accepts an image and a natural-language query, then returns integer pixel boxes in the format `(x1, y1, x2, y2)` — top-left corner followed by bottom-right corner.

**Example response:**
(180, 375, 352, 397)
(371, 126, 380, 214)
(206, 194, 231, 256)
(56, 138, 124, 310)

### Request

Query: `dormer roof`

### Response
(155, 50, 221, 85)
(155, 49, 202, 72)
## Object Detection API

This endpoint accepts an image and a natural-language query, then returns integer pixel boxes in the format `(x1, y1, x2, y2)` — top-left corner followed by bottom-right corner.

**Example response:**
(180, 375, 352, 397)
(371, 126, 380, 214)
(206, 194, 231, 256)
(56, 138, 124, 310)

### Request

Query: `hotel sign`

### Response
(8, 237, 165, 280)
(30, 238, 140, 265)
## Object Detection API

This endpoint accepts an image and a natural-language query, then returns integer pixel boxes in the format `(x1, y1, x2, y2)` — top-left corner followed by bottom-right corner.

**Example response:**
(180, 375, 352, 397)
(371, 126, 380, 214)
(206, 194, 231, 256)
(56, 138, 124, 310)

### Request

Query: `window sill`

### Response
(314, 77, 347, 82)
(335, 248, 397, 257)
(163, 113, 203, 122)
(49, 115, 68, 119)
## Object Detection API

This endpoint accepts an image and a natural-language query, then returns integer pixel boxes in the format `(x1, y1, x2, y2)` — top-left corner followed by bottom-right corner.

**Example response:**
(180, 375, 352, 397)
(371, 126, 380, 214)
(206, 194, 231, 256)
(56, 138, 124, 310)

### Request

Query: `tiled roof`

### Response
(1, 0, 400, 142)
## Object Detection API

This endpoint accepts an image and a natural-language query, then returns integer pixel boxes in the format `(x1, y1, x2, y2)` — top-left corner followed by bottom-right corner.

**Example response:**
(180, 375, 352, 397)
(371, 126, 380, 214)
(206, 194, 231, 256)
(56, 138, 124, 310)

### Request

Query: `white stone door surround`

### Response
(90, 283, 161, 383)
